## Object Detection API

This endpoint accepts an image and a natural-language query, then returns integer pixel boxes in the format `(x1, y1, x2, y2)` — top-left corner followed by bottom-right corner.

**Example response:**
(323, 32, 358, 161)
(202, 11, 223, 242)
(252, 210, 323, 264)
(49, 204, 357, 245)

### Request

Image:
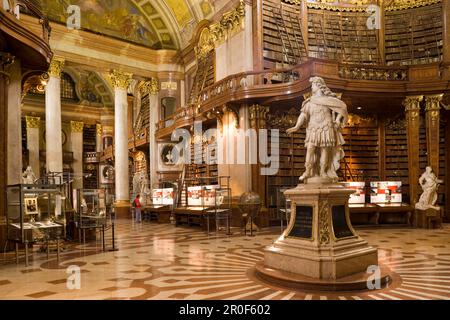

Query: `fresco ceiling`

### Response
(38, 0, 217, 50)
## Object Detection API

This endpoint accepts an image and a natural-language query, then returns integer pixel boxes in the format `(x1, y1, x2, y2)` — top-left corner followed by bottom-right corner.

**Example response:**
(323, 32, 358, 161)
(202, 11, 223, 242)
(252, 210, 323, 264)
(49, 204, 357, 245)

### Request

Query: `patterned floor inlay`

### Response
(1, 220, 450, 300)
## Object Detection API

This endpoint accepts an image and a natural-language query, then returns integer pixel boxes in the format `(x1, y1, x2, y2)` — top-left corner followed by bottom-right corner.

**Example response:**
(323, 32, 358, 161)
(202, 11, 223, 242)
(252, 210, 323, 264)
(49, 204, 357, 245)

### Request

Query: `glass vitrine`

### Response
(74, 189, 108, 244)
(6, 184, 67, 265)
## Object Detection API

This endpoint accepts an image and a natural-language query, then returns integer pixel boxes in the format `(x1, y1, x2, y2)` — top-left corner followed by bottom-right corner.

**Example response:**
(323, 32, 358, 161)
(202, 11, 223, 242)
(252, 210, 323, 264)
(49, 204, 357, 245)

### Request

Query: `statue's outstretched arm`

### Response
(287, 113, 306, 134)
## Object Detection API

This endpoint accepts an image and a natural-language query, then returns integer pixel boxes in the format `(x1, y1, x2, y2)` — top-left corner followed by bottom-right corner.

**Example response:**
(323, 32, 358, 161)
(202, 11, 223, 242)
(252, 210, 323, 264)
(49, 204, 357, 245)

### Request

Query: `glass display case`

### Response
(74, 189, 108, 244)
(6, 184, 67, 265)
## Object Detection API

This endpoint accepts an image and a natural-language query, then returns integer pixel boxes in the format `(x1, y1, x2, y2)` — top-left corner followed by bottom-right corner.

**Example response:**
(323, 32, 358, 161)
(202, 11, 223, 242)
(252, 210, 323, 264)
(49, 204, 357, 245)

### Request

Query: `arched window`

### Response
(61, 73, 78, 101)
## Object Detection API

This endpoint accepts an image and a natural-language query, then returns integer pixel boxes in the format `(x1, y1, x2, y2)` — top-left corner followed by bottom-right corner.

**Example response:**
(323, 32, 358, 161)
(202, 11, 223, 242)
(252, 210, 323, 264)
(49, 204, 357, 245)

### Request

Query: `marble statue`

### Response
(287, 77, 348, 183)
(22, 166, 37, 184)
(132, 172, 142, 196)
(416, 166, 443, 211)
(133, 171, 151, 199)
(166, 150, 174, 165)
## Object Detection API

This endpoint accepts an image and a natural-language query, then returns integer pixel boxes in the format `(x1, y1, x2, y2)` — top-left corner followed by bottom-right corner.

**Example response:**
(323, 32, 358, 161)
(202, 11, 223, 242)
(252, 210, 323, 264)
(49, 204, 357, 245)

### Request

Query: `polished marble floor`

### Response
(1, 220, 450, 300)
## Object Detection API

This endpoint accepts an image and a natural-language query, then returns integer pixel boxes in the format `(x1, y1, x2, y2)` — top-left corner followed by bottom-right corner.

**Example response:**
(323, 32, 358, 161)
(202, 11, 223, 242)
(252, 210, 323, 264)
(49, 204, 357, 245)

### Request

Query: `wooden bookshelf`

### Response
(384, 118, 409, 200)
(385, 3, 443, 66)
(189, 52, 215, 104)
(83, 124, 98, 189)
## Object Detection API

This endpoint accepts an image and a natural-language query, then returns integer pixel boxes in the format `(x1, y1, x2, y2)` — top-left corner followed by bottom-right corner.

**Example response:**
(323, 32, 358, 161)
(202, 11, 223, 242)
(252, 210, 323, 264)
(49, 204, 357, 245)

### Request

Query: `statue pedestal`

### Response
(413, 208, 442, 229)
(259, 183, 383, 286)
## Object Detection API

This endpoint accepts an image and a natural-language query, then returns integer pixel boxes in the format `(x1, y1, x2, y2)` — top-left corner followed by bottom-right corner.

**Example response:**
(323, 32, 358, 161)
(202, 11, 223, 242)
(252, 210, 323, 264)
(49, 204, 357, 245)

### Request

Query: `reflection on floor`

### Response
(1, 220, 450, 300)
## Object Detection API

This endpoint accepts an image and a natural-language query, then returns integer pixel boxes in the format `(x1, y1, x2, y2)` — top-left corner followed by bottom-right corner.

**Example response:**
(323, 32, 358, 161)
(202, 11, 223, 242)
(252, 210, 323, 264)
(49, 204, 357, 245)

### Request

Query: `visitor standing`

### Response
(133, 194, 142, 223)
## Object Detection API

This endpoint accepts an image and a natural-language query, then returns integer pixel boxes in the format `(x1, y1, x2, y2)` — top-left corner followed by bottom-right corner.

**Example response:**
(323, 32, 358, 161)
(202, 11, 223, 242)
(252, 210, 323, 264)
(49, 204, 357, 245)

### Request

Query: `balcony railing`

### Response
(155, 58, 442, 134)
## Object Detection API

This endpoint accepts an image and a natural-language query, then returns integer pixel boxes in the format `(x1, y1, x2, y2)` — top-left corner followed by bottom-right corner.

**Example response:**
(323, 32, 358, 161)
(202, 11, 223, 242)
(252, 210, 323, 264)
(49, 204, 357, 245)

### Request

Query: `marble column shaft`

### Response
(26, 117, 40, 179)
(70, 121, 84, 189)
(7, 59, 22, 184)
(111, 71, 132, 205)
(45, 57, 65, 175)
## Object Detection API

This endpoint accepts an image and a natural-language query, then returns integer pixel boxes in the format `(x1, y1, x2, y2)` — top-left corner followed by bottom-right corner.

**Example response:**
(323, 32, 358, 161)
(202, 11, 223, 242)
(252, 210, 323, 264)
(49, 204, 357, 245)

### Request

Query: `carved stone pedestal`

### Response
(259, 183, 383, 286)
(413, 208, 442, 229)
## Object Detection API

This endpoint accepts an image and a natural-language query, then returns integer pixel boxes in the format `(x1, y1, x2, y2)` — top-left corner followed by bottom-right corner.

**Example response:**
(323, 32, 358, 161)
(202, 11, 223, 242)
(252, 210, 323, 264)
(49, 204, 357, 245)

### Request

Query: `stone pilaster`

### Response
(404, 96, 423, 205)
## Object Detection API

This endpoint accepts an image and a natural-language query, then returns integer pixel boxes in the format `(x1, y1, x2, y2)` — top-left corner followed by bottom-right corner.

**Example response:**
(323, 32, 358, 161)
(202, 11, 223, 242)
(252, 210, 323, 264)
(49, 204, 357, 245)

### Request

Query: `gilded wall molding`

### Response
(48, 57, 65, 78)
(140, 78, 160, 96)
(319, 202, 330, 245)
(26, 116, 40, 129)
(70, 121, 84, 133)
(425, 94, 443, 122)
(108, 70, 133, 90)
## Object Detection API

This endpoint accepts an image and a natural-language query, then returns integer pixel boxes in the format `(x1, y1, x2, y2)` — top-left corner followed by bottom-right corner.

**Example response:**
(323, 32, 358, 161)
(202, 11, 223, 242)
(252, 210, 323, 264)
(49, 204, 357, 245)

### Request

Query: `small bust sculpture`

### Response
(415, 166, 443, 211)
(22, 166, 37, 184)
(287, 77, 348, 183)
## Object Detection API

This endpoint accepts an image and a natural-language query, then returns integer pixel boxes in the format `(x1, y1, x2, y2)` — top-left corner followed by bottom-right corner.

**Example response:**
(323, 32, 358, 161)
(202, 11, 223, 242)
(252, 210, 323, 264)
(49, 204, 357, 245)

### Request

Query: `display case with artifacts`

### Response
(74, 189, 110, 246)
(6, 184, 67, 266)
(174, 176, 231, 234)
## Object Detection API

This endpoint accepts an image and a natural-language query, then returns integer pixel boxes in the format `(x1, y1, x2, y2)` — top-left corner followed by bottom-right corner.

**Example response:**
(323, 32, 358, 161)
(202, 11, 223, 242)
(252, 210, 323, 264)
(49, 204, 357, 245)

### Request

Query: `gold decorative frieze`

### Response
(298, 0, 440, 12)
(140, 78, 159, 95)
(48, 57, 65, 78)
(108, 70, 133, 90)
(70, 121, 84, 133)
(339, 66, 408, 81)
(26, 116, 40, 129)
(386, 0, 441, 11)
(196, 27, 216, 60)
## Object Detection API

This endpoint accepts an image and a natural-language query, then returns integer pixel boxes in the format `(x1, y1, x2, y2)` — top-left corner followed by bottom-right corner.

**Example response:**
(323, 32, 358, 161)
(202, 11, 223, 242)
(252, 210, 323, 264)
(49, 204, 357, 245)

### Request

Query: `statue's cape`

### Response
(309, 95, 349, 124)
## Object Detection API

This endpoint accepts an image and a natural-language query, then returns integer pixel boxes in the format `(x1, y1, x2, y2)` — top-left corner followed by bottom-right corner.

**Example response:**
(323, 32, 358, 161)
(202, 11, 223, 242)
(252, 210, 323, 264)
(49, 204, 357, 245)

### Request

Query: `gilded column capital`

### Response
(140, 78, 159, 95)
(403, 95, 423, 112)
(109, 70, 133, 90)
(425, 94, 444, 111)
(96, 124, 102, 136)
(249, 104, 270, 129)
(70, 121, 84, 133)
(26, 116, 40, 129)
(48, 57, 65, 78)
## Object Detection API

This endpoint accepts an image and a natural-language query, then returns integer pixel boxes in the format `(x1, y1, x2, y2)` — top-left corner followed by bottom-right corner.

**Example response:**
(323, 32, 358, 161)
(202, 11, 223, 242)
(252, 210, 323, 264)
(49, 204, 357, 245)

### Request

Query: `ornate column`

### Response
(45, 57, 65, 177)
(425, 94, 443, 176)
(404, 96, 423, 205)
(141, 78, 159, 189)
(249, 104, 269, 207)
(7, 58, 22, 184)
(70, 121, 84, 189)
(110, 70, 133, 217)
(26, 116, 41, 179)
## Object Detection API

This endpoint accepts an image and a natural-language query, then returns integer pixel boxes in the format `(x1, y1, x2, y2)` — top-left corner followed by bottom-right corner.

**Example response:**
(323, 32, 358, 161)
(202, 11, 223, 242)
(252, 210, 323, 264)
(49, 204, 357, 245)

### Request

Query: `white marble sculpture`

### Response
(165, 150, 174, 165)
(416, 166, 443, 211)
(22, 166, 37, 184)
(287, 77, 348, 183)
